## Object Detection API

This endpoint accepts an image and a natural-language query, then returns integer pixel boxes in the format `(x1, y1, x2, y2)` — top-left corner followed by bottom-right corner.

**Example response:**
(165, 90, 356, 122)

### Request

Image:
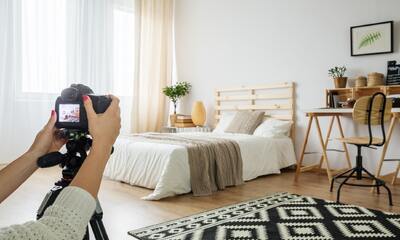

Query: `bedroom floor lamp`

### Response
(191, 101, 206, 126)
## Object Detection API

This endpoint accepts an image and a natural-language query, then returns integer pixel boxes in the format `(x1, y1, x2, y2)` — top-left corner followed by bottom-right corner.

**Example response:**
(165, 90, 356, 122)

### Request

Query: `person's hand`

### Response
(83, 95, 121, 150)
(28, 111, 67, 158)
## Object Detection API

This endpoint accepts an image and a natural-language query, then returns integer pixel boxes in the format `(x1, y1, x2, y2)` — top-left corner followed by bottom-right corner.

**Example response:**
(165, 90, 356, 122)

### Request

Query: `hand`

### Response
(83, 95, 121, 149)
(28, 111, 67, 158)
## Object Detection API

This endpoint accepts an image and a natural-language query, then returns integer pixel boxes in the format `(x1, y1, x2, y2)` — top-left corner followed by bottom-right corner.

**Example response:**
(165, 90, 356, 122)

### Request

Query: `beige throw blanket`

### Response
(134, 133, 244, 196)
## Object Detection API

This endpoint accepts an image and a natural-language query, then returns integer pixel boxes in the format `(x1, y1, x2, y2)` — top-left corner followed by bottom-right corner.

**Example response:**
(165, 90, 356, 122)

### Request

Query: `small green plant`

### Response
(328, 66, 347, 78)
(358, 32, 381, 49)
(163, 81, 192, 114)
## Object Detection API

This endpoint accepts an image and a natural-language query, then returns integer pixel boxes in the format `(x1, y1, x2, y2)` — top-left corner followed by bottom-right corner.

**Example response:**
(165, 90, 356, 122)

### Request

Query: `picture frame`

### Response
(350, 21, 393, 56)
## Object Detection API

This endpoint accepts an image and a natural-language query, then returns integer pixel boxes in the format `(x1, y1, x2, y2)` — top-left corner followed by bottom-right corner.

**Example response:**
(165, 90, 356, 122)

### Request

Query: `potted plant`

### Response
(328, 66, 347, 88)
(163, 81, 192, 126)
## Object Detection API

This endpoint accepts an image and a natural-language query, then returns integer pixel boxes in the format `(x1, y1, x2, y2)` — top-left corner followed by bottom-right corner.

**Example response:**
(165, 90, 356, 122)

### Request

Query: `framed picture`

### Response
(350, 21, 393, 56)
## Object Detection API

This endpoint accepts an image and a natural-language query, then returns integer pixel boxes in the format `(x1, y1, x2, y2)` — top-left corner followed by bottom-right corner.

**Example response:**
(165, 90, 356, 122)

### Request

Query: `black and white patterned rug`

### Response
(129, 192, 400, 239)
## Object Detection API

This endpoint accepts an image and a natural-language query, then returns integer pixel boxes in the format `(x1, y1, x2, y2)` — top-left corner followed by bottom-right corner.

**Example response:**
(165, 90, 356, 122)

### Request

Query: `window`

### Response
(112, 1, 136, 96)
(20, 0, 136, 97)
(21, 0, 67, 94)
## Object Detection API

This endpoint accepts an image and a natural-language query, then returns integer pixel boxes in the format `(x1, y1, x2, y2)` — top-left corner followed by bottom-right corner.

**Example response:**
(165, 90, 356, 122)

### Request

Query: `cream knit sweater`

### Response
(0, 186, 96, 240)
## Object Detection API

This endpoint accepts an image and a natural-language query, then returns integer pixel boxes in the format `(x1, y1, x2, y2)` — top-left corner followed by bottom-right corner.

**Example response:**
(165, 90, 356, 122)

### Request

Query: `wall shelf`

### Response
(325, 85, 400, 107)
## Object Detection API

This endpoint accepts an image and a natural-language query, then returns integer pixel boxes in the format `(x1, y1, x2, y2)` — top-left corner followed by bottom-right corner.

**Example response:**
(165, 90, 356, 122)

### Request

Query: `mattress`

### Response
(104, 132, 296, 200)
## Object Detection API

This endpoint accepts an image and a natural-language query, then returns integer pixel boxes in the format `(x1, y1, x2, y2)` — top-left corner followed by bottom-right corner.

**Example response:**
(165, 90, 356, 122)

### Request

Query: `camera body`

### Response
(55, 84, 111, 131)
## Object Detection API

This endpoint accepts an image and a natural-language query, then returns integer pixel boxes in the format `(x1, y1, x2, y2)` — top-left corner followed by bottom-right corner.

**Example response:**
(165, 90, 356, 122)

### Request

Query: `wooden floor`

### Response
(0, 167, 399, 239)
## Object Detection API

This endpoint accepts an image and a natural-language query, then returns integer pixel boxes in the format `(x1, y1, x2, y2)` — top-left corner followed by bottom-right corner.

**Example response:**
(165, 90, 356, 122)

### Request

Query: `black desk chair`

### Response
(330, 92, 393, 206)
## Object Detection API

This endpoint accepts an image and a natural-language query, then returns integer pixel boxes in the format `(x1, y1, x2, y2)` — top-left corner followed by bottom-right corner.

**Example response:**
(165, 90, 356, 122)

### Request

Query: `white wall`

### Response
(174, 0, 400, 174)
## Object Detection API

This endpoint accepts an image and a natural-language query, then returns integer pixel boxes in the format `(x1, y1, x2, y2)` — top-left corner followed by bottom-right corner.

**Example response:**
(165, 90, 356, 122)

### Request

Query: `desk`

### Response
(375, 110, 400, 186)
(294, 108, 400, 184)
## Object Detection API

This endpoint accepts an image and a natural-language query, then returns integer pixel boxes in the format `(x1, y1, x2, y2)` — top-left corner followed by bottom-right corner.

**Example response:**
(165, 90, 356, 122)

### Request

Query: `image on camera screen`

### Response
(59, 104, 80, 123)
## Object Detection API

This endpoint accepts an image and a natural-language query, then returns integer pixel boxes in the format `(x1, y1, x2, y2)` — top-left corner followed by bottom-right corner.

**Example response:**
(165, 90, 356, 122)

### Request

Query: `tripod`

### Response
(36, 131, 109, 240)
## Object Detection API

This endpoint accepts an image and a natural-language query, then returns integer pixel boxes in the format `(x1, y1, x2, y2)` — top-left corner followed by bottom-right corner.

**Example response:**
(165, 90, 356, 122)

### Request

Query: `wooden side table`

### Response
(161, 126, 212, 133)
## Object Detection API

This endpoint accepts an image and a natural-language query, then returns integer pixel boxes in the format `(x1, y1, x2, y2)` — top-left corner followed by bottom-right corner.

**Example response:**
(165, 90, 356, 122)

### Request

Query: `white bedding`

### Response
(104, 132, 296, 200)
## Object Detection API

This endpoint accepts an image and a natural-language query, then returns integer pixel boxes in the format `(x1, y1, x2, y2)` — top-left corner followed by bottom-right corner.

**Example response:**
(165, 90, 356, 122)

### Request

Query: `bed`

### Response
(104, 82, 296, 200)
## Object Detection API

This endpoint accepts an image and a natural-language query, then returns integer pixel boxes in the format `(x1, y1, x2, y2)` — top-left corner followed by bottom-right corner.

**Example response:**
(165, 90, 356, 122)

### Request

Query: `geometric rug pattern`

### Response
(128, 192, 400, 240)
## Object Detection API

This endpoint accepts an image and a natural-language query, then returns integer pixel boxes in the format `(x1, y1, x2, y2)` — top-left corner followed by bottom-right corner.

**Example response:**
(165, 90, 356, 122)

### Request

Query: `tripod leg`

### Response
(83, 227, 89, 240)
(37, 186, 63, 219)
(89, 200, 109, 240)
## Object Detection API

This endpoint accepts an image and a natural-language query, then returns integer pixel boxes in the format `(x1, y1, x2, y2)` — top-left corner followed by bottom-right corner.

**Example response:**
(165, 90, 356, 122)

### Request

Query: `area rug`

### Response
(128, 192, 400, 240)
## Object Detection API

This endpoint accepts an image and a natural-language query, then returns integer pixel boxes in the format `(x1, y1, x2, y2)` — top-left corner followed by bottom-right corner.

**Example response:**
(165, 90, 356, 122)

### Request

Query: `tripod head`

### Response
(37, 129, 93, 186)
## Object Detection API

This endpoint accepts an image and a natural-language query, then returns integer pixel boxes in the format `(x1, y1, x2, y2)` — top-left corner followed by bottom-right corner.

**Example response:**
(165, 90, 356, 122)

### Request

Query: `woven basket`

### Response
(367, 72, 384, 86)
(355, 76, 367, 87)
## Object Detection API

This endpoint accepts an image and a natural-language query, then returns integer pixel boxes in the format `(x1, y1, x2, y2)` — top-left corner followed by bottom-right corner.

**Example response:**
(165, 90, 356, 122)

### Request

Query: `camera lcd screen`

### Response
(59, 104, 80, 123)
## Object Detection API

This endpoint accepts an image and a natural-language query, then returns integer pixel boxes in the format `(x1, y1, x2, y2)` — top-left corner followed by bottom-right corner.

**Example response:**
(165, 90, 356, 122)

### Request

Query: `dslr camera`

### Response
(55, 84, 111, 131)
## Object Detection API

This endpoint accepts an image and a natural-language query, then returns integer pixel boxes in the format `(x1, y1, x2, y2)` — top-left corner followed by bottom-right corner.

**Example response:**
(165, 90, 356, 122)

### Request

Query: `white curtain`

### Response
(131, 0, 174, 133)
(0, 0, 138, 163)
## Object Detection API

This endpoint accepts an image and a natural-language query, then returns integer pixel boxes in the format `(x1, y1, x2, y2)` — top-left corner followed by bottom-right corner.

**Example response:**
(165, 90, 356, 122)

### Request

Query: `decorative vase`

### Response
(191, 101, 206, 126)
(334, 77, 347, 88)
(170, 114, 177, 127)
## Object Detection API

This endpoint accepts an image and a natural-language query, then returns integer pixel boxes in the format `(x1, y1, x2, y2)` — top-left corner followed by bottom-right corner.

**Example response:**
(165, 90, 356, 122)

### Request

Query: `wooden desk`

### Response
(294, 108, 400, 184)
(375, 110, 400, 187)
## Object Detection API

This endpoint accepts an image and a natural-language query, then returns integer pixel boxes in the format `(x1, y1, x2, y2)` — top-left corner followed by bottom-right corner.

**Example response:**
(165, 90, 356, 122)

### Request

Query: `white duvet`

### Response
(104, 132, 296, 200)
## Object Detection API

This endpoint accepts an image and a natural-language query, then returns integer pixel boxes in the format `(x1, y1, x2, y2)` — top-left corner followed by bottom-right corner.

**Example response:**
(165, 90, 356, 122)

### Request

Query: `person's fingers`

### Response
(44, 110, 57, 130)
(105, 95, 120, 114)
(109, 95, 120, 110)
(83, 95, 96, 120)
(49, 138, 66, 152)
(116, 106, 121, 116)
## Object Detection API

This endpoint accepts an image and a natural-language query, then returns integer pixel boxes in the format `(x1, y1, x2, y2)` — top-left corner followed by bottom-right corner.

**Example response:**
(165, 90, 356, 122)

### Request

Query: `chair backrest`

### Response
(353, 94, 392, 125)
(352, 92, 392, 146)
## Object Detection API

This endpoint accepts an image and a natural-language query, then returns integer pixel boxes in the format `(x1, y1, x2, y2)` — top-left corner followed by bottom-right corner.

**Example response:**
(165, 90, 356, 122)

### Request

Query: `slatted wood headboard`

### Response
(215, 82, 296, 141)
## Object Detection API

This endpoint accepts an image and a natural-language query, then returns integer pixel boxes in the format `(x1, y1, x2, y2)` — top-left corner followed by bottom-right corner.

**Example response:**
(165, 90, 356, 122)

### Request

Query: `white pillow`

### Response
(253, 119, 292, 138)
(213, 112, 235, 133)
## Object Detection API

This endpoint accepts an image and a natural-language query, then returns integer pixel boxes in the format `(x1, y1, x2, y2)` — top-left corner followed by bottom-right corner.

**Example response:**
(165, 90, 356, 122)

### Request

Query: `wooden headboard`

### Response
(215, 82, 296, 141)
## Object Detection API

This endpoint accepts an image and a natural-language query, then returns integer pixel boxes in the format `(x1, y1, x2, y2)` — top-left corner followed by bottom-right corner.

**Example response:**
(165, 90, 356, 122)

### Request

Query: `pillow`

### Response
(213, 112, 235, 133)
(225, 111, 265, 134)
(253, 118, 292, 138)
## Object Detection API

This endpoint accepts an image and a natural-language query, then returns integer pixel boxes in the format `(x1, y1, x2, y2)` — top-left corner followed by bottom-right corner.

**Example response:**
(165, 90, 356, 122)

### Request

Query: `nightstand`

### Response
(161, 126, 212, 133)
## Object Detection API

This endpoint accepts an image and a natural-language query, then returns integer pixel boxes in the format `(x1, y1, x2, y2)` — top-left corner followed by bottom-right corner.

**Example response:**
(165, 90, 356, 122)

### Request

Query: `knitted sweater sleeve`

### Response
(0, 186, 96, 240)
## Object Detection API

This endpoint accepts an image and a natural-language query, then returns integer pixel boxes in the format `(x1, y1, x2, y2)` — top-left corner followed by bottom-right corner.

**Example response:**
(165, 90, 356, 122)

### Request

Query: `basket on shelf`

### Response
(355, 76, 367, 87)
(367, 72, 384, 86)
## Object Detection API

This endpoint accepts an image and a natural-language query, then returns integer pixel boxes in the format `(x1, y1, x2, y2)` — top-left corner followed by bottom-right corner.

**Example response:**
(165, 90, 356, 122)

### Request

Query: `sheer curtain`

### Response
(132, 0, 174, 133)
(0, 0, 138, 163)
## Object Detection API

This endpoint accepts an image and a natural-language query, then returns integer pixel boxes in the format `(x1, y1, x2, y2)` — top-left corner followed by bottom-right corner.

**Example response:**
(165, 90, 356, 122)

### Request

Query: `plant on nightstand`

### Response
(329, 66, 347, 88)
(163, 81, 192, 126)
